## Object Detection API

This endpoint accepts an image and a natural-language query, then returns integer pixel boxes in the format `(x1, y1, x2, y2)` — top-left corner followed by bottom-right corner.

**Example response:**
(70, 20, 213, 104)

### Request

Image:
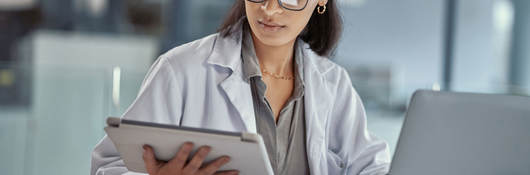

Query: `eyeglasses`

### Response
(246, 0, 309, 11)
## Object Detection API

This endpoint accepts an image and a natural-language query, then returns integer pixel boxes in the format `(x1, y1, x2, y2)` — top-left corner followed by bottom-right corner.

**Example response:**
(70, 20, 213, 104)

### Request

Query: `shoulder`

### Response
(159, 33, 220, 70)
(302, 42, 350, 89)
(140, 33, 227, 90)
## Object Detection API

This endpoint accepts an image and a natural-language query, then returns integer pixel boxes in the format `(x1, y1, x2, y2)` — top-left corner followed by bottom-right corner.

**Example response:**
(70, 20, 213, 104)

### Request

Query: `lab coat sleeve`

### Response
(327, 68, 391, 175)
(91, 56, 183, 175)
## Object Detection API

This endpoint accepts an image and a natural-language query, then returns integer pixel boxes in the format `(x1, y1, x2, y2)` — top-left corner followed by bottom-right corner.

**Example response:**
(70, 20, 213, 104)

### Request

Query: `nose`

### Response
(261, 0, 283, 17)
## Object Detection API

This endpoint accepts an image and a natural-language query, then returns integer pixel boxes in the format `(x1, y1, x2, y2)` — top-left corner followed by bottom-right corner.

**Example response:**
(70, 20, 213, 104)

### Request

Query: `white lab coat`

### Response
(91, 23, 390, 175)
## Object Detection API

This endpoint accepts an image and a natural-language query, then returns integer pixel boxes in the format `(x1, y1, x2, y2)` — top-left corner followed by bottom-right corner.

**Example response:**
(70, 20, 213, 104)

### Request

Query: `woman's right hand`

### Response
(142, 142, 239, 175)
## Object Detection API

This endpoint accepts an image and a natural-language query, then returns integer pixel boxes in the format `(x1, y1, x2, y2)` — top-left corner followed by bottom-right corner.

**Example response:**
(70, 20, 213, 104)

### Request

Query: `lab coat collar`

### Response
(206, 18, 256, 133)
(206, 18, 244, 72)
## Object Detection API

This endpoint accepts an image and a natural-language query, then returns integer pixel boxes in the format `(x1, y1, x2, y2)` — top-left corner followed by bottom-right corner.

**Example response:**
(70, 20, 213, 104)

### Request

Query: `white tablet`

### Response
(104, 117, 273, 175)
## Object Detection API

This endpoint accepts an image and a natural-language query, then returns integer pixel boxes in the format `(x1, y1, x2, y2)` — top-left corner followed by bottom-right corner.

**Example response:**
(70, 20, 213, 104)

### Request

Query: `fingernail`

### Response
(185, 142, 194, 148)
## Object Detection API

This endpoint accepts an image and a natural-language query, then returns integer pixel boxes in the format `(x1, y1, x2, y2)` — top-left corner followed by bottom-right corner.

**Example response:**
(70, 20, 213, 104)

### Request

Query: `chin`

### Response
(255, 34, 291, 47)
(250, 26, 295, 47)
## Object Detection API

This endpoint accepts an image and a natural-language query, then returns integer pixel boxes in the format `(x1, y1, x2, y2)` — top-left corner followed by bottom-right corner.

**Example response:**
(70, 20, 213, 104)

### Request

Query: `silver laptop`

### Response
(389, 90, 530, 175)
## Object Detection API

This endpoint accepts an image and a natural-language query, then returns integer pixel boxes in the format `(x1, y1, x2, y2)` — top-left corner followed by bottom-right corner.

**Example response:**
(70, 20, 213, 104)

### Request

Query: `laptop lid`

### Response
(389, 90, 530, 175)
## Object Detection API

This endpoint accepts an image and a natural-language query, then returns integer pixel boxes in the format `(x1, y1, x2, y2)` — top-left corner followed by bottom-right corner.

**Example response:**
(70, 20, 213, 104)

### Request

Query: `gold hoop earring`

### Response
(317, 5, 326, 14)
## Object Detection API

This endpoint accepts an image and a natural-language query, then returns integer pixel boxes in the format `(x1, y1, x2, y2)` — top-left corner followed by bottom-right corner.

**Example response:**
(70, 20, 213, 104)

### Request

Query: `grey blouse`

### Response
(241, 24, 310, 175)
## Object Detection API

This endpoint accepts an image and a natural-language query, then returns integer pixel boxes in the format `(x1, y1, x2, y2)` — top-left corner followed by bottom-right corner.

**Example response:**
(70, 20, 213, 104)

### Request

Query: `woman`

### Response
(91, 0, 390, 174)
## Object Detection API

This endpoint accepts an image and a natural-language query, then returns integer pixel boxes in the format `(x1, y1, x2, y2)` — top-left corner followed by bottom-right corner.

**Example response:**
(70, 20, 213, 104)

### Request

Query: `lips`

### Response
(259, 20, 285, 27)
(257, 19, 286, 32)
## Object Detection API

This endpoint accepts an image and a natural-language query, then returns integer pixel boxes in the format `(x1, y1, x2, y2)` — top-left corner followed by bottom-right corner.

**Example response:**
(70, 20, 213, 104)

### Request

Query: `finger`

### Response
(142, 145, 161, 175)
(182, 145, 211, 174)
(200, 156, 230, 175)
(167, 142, 194, 170)
(214, 170, 240, 175)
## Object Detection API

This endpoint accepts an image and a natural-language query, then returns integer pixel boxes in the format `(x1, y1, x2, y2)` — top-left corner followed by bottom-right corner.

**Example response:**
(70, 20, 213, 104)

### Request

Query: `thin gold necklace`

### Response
(261, 67, 294, 80)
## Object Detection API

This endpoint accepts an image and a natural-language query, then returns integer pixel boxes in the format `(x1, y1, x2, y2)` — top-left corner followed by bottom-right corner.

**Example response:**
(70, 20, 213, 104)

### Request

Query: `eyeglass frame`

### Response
(246, 0, 310, 11)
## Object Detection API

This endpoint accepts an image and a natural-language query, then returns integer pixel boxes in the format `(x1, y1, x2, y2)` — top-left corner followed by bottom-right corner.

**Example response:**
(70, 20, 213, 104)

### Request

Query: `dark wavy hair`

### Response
(217, 0, 342, 57)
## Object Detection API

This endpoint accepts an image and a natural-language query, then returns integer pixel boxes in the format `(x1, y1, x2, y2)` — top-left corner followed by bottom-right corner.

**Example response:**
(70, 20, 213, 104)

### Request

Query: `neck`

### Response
(251, 32, 296, 76)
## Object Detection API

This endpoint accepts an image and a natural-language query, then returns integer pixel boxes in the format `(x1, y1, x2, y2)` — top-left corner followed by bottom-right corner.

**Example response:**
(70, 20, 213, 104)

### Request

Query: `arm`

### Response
(327, 68, 391, 175)
(91, 56, 183, 175)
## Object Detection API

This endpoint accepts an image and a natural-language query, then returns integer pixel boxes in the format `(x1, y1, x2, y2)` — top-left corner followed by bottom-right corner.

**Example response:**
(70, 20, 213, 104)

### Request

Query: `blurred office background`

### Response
(0, 0, 529, 174)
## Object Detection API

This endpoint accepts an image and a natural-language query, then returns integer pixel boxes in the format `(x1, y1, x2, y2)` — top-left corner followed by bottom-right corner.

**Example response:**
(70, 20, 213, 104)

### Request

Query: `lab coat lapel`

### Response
(219, 72, 257, 133)
(207, 29, 257, 133)
(302, 44, 334, 174)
